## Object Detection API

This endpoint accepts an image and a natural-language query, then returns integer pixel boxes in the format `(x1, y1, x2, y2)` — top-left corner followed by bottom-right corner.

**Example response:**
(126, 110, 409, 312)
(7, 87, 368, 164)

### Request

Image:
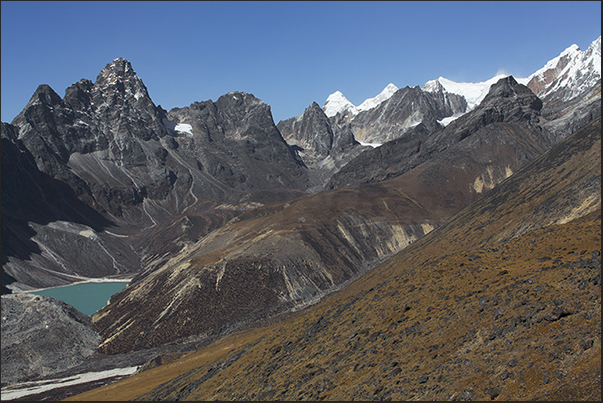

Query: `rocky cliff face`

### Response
(277, 102, 368, 190)
(2, 59, 310, 292)
(1, 294, 101, 385)
(164, 91, 308, 201)
(526, 36, 601, 142)
(347, 84, 467, 144)
(527, 36, 601, 104)
(1, 122, 140, 291)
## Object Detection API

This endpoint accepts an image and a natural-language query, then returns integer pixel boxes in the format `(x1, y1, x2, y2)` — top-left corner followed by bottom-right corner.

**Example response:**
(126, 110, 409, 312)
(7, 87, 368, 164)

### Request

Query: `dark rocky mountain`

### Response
(162, 91, 308, 200)
(327, 76, 551, 189)
(277, 102, 368, 190)
(2, 58, 309, 292)
(68, 116, 601, 402)
(1, 122, 139, 291)
(278, 84, 467, 190)
(346, 83, 467, 144)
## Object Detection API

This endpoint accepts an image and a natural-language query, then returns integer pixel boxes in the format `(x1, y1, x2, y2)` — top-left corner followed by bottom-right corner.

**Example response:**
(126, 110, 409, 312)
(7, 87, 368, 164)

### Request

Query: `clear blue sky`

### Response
(1, 1, 601, 124)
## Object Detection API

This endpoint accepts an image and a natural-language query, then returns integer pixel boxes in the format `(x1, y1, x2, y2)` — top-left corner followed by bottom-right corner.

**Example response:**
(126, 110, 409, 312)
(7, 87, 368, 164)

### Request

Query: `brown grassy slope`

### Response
(66, 212, 601, 401)
(68, 117, 601, 401)
(90, 174, 452, 355)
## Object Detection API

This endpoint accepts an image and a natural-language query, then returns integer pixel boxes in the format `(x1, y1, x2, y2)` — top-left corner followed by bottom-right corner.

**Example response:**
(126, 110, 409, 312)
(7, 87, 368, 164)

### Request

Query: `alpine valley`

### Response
(1, 36, 600, 401)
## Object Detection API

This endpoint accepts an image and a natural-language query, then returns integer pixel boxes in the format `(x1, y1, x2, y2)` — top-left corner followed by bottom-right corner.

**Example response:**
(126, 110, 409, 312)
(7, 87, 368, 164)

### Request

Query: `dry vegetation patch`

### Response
(68, 210, 601, 401)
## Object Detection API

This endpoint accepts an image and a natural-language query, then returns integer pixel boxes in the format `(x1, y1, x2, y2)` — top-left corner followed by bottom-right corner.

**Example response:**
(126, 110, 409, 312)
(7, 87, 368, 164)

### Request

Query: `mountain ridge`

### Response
(316, 35, 600, 143)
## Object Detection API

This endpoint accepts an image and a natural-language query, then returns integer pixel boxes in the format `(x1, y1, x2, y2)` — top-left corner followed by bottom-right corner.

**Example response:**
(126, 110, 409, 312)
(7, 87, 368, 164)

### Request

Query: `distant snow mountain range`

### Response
(276, 34, 600, 192)
(323, 83, 399, 118)
(320, 35, 601, 126)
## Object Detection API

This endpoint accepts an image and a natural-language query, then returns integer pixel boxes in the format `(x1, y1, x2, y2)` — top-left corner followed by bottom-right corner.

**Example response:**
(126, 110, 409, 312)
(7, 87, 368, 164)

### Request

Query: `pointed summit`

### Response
(95, 57, 138, 86)
(422, 78, 446, 93)
(527, 35, 601, 102)
(91, 57, 154, 109)
(356, 83, 398, 113)
(482, 76, 532, 102)
(323, 91, 358, 118)
(27, 84, 63, 108)
(461, 75, 543, 129)
(11, 84, 65, 127)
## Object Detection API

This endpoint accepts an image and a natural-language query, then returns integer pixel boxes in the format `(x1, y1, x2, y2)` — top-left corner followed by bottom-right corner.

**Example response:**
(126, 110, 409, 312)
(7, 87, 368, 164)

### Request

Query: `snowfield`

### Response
(0, 366, 138, 401)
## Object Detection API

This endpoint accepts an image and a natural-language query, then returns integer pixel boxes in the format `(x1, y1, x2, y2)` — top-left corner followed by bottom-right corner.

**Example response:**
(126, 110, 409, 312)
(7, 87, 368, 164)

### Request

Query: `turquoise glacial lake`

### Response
(29, 281, 128, 316)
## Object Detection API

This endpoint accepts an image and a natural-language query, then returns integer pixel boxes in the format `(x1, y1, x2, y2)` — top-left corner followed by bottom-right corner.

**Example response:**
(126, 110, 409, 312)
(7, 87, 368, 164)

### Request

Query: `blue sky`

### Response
(1, 1, 601, 124)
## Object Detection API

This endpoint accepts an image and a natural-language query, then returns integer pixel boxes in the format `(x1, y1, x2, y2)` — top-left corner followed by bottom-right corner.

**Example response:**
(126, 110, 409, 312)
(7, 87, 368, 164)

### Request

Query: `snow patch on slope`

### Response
(163, 118, 194, 136)
(174, 123, 193, 136)
(0, 366, 139, 401)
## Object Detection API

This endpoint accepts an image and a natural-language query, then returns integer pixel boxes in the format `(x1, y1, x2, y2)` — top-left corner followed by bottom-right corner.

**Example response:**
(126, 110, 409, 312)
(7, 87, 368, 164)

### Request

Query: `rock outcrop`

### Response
(277, 102, 368, 190)
(1, 294, 101, 385)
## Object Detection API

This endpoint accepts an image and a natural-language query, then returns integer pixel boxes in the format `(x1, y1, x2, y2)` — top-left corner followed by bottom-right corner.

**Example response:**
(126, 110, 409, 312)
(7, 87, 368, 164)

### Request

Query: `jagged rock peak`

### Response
(26, 84, 63, 108)
(95, 57, 138, 86)
(482, 76, 540, 109)
(308, 101, 323, 111)
(214, 92, 272, 121)
(91, 57, 155, 109)
(527, 35, 601, 102)
(422, 78, 446, 93)
(220, 91, 266, 107)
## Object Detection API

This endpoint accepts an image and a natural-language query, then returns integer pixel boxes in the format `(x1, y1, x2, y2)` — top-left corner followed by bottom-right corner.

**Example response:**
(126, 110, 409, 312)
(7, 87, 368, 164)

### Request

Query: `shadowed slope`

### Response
(68, 110, 600, 401)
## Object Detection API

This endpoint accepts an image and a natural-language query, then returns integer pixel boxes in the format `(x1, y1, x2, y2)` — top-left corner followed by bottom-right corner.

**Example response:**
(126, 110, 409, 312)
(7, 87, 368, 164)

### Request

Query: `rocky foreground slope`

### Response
(67, 117, 600, 401)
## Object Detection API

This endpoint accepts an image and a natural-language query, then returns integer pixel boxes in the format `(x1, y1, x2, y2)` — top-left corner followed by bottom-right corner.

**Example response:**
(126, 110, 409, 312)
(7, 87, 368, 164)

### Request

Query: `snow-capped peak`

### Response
(323, 91, 357, 117)
(526, 35, 601, 101)
(526, 44, 582, 87)
(423, 73, 522, 111)
(356, 83, 398, 113)
(422, 79, 445, 93)
(323, 83, 399, 118)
